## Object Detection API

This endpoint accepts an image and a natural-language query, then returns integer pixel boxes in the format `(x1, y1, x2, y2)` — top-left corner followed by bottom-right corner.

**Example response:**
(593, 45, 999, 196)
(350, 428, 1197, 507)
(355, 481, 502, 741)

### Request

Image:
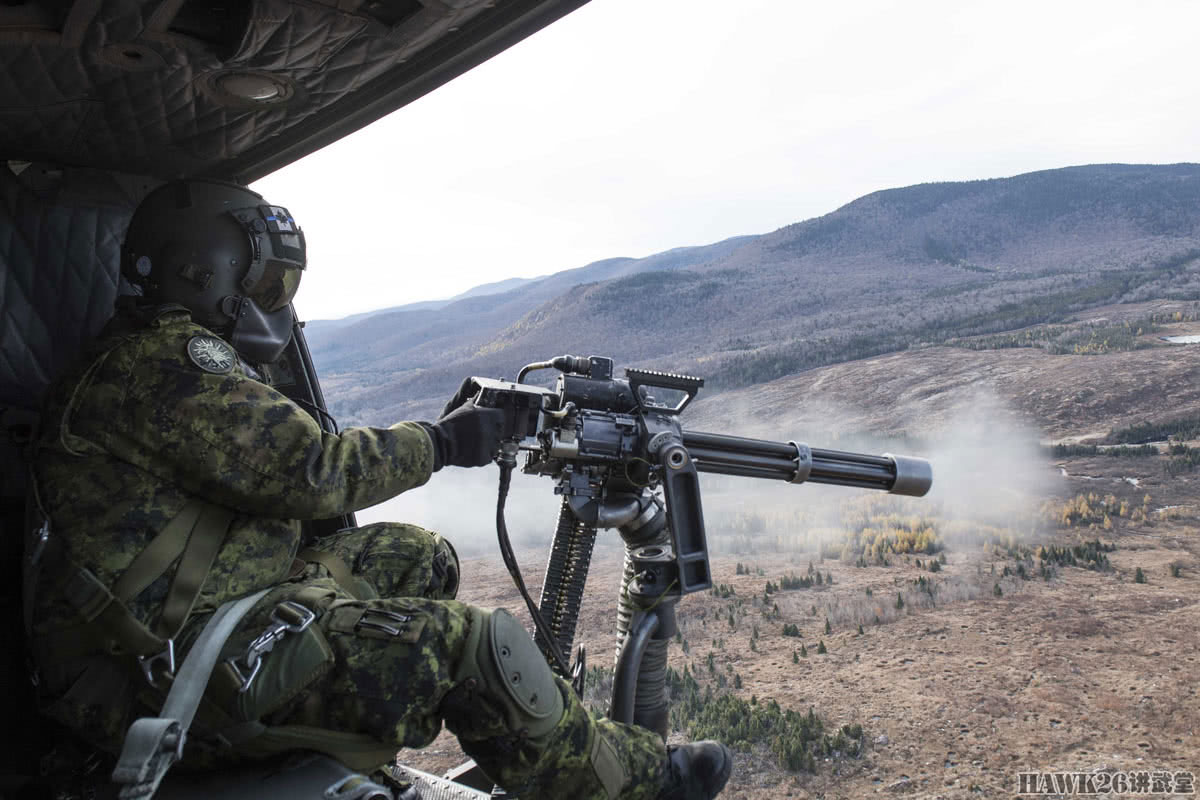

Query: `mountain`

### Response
(306, 164, 1200, 425)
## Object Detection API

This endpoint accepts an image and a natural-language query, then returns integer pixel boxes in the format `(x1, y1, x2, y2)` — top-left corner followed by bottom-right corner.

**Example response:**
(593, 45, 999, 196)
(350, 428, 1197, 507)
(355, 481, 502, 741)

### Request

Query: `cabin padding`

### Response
(0, 164, 150, 413)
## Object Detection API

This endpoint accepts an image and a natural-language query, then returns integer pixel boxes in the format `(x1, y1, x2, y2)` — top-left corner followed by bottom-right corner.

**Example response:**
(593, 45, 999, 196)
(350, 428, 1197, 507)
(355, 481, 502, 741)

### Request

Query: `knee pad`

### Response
(449, 608, 564, 741)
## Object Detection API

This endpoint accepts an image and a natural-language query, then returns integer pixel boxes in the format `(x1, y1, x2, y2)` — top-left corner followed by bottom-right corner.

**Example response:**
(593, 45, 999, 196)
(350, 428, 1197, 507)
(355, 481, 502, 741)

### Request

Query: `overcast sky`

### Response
(253, 0, 1200, 322)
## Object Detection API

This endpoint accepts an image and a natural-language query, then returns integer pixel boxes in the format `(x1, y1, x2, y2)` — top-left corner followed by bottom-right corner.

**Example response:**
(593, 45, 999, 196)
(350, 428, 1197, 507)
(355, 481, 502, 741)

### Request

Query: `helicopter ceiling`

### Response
(0, 0, 589, 181)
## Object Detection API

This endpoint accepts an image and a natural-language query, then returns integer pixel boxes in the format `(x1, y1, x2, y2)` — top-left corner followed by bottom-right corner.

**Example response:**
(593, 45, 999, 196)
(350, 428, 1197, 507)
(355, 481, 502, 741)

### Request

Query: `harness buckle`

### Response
(354, 608, 412, 637)
(225, 601, 315, 693)
(138, 638, 176, 687)
(28, 520, 50, 566)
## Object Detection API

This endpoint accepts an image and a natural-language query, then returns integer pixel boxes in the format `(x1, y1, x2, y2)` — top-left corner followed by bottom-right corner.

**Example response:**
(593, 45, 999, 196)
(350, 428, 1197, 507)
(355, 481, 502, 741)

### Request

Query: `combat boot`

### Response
(655, 741, 732, 799)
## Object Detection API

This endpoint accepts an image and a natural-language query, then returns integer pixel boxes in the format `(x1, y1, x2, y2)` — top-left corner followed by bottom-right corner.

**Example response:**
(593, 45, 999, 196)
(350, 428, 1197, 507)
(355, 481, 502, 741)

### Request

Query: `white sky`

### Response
(253, 0, 1200, 322)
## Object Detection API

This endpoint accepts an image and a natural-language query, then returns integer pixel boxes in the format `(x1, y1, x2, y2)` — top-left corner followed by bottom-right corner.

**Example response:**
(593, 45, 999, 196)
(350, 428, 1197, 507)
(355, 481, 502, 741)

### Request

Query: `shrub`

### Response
(666, 668, 863, 773)
(993, 583, 1003, 597)
(816, 640, 827, 654)
(779, 573, 816, 590)
(1135, 567, 1147, 584)
(782, 623, 802, 638)
(1038, 539, 1115, 571)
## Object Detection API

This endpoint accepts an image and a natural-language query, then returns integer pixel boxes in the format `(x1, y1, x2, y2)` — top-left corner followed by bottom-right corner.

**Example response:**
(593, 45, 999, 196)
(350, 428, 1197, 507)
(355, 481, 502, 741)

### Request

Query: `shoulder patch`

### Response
(186, 335, 236, 374)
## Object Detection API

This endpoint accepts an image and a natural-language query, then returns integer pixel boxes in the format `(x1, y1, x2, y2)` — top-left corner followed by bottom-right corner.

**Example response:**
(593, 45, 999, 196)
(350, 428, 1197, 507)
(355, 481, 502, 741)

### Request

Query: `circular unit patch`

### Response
(186, 335, 236, 374)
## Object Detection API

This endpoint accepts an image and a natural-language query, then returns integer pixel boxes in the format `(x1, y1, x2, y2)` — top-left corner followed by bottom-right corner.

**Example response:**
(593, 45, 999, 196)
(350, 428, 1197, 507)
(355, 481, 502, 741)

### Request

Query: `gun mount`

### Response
(470, 355, 932, 740)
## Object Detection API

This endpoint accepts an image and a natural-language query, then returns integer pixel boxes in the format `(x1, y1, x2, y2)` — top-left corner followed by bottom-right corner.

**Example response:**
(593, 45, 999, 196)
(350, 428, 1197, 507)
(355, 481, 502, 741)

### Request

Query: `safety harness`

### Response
(26, 497, 234, 685)
(24, 495, 400, 798)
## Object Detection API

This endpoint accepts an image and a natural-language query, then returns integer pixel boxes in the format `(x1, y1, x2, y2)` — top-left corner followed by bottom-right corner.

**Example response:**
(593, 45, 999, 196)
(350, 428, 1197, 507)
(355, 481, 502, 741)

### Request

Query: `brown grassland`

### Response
(397, 306, 1200, 799)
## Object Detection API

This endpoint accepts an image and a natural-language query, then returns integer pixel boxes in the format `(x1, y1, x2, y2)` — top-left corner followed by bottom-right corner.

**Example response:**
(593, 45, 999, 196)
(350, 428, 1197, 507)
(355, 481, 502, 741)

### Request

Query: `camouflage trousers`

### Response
(205, 523, 668, 800)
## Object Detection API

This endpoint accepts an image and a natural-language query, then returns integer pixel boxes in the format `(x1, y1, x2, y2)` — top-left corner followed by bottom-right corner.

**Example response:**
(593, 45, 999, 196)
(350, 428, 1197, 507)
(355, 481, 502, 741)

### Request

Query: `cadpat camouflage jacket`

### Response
(32, 304, 434, 647)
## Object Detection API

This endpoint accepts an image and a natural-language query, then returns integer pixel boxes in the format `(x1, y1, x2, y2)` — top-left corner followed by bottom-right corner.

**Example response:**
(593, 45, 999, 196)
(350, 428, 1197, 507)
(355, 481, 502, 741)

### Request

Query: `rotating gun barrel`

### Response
(680, 430, 932, 496)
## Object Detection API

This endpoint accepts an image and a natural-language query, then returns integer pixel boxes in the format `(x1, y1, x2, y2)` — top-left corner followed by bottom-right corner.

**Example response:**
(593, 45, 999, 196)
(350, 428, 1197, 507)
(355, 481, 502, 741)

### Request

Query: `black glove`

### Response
(440, 377, 481, 419)
(422, 399, 506, 470)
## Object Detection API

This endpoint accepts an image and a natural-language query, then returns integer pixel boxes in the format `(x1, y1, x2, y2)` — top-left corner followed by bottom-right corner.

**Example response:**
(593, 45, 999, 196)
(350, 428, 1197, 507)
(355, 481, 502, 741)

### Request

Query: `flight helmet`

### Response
(122, 179, 305, 363)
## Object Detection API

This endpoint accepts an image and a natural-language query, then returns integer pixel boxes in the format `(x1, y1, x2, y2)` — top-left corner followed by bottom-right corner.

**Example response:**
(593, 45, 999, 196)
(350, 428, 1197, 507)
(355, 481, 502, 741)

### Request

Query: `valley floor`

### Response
(396, 467, 1199, 799)
(393, 310, 1200, 798)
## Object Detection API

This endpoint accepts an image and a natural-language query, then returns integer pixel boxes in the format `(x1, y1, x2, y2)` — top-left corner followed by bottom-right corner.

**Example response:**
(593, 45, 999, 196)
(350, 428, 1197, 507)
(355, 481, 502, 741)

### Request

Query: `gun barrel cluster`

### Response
(681, 431, 932, 496)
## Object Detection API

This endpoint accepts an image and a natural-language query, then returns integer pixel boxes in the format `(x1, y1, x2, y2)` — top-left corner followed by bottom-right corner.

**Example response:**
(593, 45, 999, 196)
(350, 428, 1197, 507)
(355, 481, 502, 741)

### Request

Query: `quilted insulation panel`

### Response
(0, 0, 559, 180)
(0, 163, 149, 411)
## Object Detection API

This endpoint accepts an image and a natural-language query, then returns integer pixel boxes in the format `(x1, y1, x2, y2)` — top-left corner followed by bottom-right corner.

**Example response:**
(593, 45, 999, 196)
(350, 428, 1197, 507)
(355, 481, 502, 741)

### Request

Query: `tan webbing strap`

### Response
(156, 503, 234, 638)
(60, 566, 166, 657)
(111, 501, 204, 604)
(43, 500, 235, 667)
(297, 547, 371, 600)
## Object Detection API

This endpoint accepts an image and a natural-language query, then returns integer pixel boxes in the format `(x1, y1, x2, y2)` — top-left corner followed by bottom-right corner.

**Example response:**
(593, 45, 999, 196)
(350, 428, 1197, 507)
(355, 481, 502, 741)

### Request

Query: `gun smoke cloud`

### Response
(355, 388, 1056, 564)
(691, 386, 1056, 558)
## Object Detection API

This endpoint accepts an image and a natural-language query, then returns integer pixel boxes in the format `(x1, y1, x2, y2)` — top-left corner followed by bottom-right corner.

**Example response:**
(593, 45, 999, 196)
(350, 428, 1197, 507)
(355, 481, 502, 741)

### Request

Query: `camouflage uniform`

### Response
(30, 305, 667, 799)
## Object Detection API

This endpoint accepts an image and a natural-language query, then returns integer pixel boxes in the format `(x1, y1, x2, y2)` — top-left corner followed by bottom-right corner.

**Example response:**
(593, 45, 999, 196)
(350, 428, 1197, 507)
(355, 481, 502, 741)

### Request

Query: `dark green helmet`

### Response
(122, 180, 306, 362)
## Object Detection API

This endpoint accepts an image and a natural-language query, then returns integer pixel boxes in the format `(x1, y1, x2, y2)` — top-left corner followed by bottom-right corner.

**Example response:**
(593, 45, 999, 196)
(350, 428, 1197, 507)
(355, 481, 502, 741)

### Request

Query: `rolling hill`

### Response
(305, 163, 1200, 425)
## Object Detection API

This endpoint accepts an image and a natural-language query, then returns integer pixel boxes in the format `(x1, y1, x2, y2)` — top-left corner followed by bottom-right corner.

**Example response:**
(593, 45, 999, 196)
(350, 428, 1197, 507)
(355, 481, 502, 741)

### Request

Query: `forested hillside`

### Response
(306, 164, 1200, 425)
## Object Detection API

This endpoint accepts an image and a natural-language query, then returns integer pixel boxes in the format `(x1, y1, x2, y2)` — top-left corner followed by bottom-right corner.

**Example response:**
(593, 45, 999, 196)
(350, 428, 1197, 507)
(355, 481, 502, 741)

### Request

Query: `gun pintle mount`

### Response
(472, 354, 932, 737)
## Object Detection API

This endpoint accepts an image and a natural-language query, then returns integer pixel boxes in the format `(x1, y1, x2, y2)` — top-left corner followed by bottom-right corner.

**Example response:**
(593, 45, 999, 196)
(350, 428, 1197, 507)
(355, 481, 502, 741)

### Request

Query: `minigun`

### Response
(469, 354, 932, 738)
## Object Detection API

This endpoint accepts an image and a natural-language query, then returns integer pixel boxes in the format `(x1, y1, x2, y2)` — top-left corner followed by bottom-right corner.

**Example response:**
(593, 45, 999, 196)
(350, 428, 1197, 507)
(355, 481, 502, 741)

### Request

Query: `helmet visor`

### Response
(248, 259, 303, 313)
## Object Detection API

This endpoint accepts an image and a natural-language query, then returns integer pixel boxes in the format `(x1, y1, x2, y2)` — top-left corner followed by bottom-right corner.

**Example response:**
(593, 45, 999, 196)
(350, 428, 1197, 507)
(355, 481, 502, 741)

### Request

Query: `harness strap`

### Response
(111, 503, 204, 604)
(158, 504, 234, 638)
(112, 587, 272, 800)
(62, 566, 167, 656)
(32, 498, 234, 674)
(297, 547, 372, 600)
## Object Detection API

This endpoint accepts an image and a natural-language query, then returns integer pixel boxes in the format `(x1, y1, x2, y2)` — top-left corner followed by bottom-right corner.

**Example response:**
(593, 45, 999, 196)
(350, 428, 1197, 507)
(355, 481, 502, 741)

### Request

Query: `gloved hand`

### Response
(440, 377, 481, 419)
(422, 399, 506, 470)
